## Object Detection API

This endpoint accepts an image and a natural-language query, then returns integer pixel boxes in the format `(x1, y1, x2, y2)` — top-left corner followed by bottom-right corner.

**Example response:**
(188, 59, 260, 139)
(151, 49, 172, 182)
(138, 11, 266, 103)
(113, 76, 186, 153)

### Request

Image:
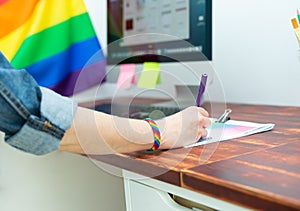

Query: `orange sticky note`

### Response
(117, 64, 136, 89)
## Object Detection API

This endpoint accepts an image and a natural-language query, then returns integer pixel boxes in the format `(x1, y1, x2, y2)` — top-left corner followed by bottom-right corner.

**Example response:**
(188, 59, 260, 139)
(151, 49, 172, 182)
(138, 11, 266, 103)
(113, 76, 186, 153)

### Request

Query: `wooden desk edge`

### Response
(180, 169, 300, 210)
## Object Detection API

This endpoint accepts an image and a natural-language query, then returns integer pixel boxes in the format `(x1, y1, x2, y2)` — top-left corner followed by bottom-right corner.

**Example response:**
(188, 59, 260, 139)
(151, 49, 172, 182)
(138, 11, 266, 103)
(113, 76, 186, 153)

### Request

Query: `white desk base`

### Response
(122, 170, 250, 211)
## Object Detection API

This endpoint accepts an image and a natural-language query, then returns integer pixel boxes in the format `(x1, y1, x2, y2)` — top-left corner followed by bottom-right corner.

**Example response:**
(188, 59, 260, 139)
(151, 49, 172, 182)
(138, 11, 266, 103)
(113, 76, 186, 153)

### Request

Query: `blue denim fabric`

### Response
(0, 52, 77, 155)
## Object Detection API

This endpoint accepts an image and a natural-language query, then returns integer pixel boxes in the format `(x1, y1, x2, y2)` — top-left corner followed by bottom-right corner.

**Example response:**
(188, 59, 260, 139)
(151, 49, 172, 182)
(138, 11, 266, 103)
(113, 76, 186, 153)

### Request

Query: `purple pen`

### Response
(196, 73, 208, 107)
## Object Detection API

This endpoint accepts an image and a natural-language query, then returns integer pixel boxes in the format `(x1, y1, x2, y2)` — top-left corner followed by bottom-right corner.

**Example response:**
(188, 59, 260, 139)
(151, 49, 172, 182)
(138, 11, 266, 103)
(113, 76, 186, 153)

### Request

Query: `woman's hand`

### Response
(157, 106, 211, 149)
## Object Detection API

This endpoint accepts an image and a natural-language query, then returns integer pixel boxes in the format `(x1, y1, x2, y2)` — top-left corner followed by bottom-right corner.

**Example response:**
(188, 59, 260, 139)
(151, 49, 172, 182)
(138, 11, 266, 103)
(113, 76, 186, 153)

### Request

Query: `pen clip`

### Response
(215, 108, 232, 123)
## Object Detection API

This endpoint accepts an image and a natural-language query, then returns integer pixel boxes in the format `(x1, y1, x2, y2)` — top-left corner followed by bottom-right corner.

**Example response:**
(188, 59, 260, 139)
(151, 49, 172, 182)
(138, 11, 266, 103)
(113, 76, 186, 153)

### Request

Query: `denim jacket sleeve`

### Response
(0, 52, 77, 155)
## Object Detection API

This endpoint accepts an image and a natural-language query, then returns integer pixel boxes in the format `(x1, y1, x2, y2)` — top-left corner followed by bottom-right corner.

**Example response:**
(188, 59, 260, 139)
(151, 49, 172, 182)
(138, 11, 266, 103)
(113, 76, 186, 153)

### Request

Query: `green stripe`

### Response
(12, 13, 96, 68)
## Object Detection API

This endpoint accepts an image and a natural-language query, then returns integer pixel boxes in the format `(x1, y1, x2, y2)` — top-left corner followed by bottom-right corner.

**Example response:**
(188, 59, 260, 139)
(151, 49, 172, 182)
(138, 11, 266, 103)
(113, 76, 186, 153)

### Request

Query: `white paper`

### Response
(185, 120, 275, 148)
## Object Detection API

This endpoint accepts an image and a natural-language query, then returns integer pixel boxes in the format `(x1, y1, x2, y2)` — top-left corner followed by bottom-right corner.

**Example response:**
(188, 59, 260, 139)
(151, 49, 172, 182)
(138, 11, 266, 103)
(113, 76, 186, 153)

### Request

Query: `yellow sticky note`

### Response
(137, 62, 161, 88)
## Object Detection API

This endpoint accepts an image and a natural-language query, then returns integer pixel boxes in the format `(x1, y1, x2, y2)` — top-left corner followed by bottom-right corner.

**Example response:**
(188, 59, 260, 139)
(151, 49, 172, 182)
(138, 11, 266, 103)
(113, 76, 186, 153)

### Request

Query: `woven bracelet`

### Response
(144, 118, 161, 151)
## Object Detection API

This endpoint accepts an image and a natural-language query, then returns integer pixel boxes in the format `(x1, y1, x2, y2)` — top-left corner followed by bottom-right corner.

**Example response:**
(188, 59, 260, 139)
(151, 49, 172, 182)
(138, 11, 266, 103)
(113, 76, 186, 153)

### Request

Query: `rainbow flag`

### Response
(0, 0, 106, 96)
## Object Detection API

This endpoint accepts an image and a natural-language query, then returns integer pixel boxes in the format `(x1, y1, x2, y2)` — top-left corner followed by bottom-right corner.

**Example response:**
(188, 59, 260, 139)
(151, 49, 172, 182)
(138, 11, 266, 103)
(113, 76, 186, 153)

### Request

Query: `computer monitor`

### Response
(107, 0, 212, 64)
(105, 0, 220, 108)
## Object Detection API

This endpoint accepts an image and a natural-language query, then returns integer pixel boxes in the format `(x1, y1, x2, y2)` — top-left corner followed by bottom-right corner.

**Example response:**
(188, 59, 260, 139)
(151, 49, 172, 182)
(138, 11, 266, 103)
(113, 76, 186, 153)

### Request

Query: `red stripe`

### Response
(0, 0, 40, 38)
(0, 0, 9, 6)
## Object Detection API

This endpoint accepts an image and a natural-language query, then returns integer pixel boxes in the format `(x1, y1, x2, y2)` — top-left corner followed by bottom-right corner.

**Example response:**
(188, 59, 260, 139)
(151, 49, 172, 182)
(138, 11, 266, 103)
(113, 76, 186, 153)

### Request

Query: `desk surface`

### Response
(87, 102, 300, 210)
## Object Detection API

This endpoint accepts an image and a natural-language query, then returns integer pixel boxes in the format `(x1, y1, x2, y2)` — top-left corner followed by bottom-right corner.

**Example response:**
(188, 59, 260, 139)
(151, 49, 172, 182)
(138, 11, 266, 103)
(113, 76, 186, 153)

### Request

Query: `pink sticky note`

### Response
(117, 64, 136, 89)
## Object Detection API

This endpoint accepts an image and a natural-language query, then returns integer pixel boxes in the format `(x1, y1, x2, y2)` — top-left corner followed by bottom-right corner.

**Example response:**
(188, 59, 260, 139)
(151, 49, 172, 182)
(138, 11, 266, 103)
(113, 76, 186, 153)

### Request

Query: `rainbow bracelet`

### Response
(144, 118, 161, 151)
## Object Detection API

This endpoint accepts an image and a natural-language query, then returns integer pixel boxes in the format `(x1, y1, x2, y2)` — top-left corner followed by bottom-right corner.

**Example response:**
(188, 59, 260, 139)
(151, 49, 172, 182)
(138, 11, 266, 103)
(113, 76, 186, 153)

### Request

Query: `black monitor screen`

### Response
(107, 0, 212, 64)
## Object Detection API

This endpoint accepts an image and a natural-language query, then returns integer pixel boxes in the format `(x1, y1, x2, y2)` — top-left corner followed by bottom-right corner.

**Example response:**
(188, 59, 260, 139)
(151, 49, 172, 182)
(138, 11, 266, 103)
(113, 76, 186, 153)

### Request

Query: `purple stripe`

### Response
(50, 59, 107, 96)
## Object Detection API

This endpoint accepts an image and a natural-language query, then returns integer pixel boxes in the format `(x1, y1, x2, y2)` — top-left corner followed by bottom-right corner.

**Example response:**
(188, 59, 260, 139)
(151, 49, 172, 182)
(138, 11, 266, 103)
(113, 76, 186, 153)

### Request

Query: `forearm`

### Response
(59, 107, 154, 155)
(59, 106, 211, 155)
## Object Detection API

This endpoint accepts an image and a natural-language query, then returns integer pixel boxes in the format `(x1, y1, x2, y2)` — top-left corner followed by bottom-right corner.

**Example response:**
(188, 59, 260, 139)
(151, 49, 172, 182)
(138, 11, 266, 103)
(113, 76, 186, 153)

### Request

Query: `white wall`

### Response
(84, 0, 107, 53)
(213, 0, 300, 106)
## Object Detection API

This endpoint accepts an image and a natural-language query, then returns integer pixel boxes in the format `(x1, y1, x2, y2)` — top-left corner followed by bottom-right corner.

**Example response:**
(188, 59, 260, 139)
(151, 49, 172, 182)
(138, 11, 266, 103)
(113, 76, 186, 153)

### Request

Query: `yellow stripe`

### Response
(0, 0, 87, 60)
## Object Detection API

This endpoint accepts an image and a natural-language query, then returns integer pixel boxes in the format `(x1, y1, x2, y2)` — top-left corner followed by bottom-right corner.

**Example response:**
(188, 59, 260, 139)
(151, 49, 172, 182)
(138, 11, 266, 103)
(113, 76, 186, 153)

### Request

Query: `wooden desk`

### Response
(87, 103, 300, 210)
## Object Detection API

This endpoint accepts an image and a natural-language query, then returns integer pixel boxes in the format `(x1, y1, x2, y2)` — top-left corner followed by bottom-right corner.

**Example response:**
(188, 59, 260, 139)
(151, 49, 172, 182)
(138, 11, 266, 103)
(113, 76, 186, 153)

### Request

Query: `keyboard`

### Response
(93, 103, 180, 119)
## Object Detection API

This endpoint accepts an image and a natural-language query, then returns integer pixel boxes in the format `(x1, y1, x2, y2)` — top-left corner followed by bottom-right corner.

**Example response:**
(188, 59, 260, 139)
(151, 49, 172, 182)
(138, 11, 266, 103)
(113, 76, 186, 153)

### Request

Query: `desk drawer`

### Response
(125, 179, 217, 211)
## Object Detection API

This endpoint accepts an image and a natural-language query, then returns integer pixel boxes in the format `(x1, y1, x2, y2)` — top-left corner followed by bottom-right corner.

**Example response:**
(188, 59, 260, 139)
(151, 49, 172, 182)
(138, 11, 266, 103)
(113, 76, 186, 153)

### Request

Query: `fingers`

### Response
(196, 127, 208, 141)
(197, 118, 210, 140)
(199, 116, 211, 128)
(170, 106, 211, 145)
(199, 127, 208, 138)
(196, 107, 211, 140)
(196, 106, 209, 117)
(195, 106, 211, 128)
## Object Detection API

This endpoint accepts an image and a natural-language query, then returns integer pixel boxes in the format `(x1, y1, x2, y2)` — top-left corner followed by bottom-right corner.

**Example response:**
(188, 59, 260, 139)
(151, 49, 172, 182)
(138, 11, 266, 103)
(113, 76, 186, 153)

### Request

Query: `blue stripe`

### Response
(25, 37, 105, 87)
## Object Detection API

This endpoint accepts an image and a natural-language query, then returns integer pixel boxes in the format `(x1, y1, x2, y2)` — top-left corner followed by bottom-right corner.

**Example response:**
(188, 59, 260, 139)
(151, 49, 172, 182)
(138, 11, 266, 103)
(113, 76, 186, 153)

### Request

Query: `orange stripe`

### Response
(0, 0, 40, 38)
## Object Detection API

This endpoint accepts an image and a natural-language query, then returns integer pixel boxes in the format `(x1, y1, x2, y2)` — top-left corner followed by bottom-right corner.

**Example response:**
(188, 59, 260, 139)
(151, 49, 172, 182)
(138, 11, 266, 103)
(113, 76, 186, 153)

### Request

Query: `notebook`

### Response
(185, 119, 275, 148)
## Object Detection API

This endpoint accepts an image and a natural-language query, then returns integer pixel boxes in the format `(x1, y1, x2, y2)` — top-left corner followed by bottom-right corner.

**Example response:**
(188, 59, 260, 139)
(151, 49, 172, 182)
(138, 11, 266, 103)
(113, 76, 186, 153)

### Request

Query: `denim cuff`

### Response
(40, 87, 77, 131)
(5, 119, 62, 155)
(5, 88, 77, 155)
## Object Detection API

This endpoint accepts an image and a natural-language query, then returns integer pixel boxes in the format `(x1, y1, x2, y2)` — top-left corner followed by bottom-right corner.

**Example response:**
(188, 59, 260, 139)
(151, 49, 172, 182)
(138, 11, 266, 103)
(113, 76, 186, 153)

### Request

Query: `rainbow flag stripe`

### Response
(0, 0, 106, 96)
